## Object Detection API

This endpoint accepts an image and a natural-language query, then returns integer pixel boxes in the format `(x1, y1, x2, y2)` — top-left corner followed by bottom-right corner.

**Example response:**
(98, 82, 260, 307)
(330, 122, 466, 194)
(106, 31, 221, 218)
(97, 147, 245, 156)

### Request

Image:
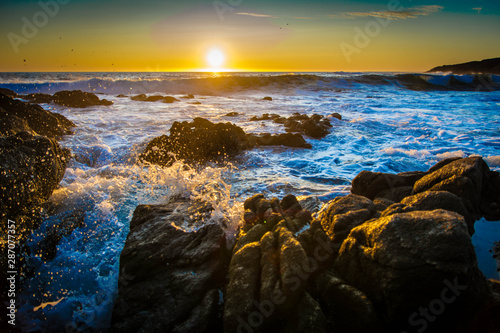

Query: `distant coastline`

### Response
(427, 57, 500, 75)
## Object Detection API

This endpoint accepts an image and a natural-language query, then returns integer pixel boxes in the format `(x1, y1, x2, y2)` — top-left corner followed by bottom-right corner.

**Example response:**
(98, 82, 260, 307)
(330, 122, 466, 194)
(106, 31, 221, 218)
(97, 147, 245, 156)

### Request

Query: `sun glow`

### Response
(206, 49, 225, 70)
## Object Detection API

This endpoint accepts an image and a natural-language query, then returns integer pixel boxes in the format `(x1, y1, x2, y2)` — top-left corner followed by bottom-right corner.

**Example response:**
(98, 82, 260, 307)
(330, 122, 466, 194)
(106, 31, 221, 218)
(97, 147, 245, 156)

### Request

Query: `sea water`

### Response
(1, 72, 499, 332)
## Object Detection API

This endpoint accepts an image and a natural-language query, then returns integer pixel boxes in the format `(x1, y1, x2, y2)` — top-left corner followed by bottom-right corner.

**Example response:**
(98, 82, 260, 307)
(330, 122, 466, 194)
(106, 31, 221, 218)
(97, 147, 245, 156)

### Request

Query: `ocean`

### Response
(1, 71, 500, 332)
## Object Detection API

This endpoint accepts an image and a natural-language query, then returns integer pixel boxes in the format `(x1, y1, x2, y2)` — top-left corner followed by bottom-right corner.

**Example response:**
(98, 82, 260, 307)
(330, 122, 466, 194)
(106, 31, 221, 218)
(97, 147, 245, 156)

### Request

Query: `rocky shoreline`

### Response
(113, 156, 500, 333)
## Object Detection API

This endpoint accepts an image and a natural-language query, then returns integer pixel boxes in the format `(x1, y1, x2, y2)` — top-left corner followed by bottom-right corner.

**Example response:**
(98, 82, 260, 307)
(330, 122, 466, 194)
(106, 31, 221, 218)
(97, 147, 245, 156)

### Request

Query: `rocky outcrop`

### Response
(427, 57, 500, 75)
(0, 92, 75, 138)
(131, 94, 179, 103)
(24, 90, 113, 108)
(114, 157, 500, 333)
(111, 199, 230, 333)
(140, 118, 311, 167)
(250, 113, 338, 139)
(351, 157, 500, 231)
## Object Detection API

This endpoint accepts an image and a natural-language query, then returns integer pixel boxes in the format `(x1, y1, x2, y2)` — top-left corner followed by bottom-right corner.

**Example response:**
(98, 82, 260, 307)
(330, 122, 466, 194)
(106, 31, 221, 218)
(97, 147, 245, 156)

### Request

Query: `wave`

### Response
(1, 72, 499, 95)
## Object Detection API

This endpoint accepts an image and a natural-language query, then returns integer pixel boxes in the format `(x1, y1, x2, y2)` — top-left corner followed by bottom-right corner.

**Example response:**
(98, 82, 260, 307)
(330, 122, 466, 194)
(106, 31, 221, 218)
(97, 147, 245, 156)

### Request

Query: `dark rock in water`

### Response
(330, 112, 342, 120)
(181, 94, 195, 99)
(250, 113, 281, 121)
(334, 209, 490, 331)
(0, 92, 75, 138)
(141, 118, 252, 166)
(141, 118, 312, 167)
(0, 88, 17, 97)
(224, 112, 239, 117)
(351, 170, 425, 200)
(116, 94, 128, 98)
(413, 156, 500, 221)
(24, 90, 113, 107)
(249, 132, 312, 149)
(0, 132, 70, 287)
(131, 94, 179, 103)
(262, 96, 273, 101)
(111, 198, 229, 333)
(189, 101, 202, 105)
(284, 113, 333, 139)
(24, 92, 53, 104)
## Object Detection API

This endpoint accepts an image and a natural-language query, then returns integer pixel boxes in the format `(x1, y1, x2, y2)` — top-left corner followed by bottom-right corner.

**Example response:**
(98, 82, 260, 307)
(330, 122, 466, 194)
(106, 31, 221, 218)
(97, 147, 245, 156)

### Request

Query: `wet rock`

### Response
(0, 112, 35, 136)
(24, 90, 113, 107)
(0, 88, 17, 97)
(351, 170, 425, 200)
(250, 113, 281, 121)
(181, 94, 195, 99)
(284, 113, 333, 139)
(318, 194, 376, 244)
(111, 198, 229, 333)
(131, 94, 179, 103)
(141, 118, 312, 166)
(262, 96, 273, 101)
(330, 112, 342, 120)
(312, 271, 383, 332)
(414, 156, 500, 220)
(0, 132, 70, 288)
(0, 92, 75, 138)
(141, 118, 252, 166)
(401, 191, 475, 235)
(249, 133, 312, 149)
(225, 194, 319, 333)
(224, 112, 239, 117)
(334, 210, 490, 330)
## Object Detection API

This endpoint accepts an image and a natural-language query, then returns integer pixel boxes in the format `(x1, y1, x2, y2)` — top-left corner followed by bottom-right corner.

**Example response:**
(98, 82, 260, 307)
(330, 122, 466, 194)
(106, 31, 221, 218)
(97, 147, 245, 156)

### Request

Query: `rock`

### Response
(330, 112, 342, 120)
(262, 96, 273, 101)
(225, 194, 321, 333)
(52, 90, 113, 108)
(427, 57, 500, 75)
(351, 170, 425, 200)
(140, 118, 252, 166)
(284, 113, 332, 139)
(374, 185, 413, 202)
(117, 94, 128, 98)
(312, 271, 383, 332)
(111, 198, 229, 333)
(224, 112, 239, 117)
(401, 191, 475, 235)
(24, 90, 113, 107)
(189, 101, 202, 105)
(0, 112, 35, 136)
(0, 132, 70, 289)
(0, 88, 17, 97)
(334, 210, 490, 330)
(249, 133, 312, 149)
(413, 156, 500, 220)
(318, 194, 376, 244)
(0, 92, 75, 138)
(249, 113, 281, 121)
(141, 118, 312, 167)
(131, 94, 179, 103)
(181, 94, 195, 99)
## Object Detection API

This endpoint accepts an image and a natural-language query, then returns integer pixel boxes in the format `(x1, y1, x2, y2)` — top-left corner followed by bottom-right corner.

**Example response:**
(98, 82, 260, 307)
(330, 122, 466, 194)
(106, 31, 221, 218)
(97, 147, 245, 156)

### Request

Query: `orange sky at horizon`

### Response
(1, 1, 499, 73)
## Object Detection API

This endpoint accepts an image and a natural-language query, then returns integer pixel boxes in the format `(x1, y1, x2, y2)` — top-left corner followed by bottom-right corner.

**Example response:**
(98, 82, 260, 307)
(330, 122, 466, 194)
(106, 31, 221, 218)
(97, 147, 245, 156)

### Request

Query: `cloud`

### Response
(331, 5, 444, 20)
(473, 7, 482, 14)
(236, 12, 278, 19)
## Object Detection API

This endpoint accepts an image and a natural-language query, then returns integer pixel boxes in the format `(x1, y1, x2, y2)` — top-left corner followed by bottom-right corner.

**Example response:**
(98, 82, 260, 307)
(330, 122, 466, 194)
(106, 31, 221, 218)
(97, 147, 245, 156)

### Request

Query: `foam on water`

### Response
(1, 72, 499, 332)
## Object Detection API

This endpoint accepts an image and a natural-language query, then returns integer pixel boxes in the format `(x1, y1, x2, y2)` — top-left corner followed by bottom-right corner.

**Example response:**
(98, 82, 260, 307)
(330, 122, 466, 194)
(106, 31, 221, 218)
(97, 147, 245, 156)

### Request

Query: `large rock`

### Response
(140, 118, 312, 167)
(413, 156, 500, 220)
(224, 194, 326, 333)
(111, 199, 230, 333)
(0, 92, 75, 138)
(351, 170, 425, 200)
(0, 132, 70, 311)
(24, 90, 113, 108)
(131, 94, 179, 103)
(334, 209, 490, 331)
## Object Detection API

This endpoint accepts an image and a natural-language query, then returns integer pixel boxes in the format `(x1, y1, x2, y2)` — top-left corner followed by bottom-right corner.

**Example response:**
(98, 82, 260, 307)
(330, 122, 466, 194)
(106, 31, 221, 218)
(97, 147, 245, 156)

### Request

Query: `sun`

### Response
(206, 49, 225, 69)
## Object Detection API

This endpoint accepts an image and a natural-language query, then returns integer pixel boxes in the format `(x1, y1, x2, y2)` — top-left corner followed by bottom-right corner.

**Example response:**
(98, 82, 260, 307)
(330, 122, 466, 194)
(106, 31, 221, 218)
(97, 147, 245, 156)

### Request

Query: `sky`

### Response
(0, 0, 499, 72)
